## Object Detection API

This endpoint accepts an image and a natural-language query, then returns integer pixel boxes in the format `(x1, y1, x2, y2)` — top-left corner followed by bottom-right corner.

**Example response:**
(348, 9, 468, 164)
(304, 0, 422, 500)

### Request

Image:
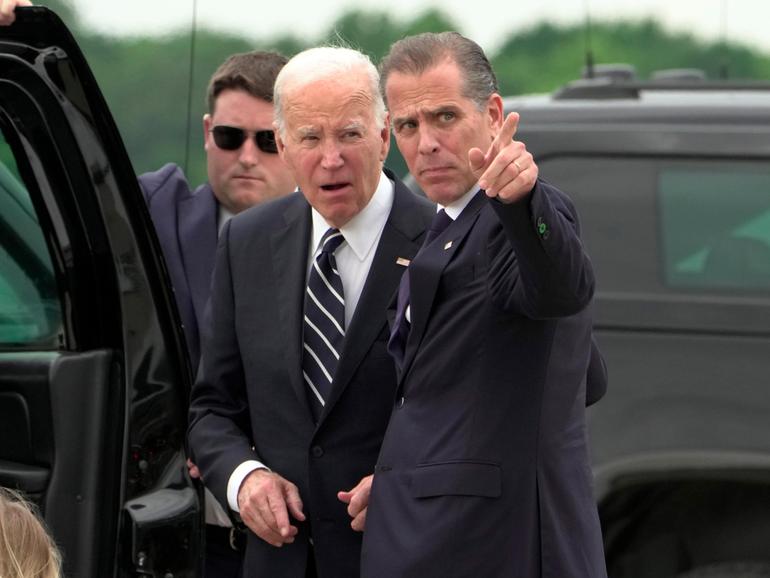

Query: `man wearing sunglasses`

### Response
(141, 51, 295, 371)
(188, 46, 434, 578)
(139, 51, 296, 578)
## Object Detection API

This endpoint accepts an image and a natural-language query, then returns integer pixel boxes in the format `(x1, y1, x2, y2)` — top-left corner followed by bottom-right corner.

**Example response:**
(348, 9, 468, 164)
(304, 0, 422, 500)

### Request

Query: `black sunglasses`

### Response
(209, 125, 278, 154)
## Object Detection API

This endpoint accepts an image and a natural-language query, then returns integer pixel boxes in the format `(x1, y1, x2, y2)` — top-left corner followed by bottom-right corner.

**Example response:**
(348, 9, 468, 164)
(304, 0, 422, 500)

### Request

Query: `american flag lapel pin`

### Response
(396, 257, 410, 267)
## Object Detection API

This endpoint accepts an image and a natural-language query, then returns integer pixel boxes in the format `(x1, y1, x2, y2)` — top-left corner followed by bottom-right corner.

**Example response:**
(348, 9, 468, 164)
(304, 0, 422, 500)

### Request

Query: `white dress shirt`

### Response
(218, 204, 235, 234)
(226, 172, 395, 511)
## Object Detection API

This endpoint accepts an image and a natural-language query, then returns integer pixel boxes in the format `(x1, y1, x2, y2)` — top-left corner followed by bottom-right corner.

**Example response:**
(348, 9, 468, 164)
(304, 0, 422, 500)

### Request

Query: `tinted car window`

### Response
(660, 166, 770, 291)
(542, 157, 770, 294)
(540, 156, 770, 332)
(0, 136, 61, 348)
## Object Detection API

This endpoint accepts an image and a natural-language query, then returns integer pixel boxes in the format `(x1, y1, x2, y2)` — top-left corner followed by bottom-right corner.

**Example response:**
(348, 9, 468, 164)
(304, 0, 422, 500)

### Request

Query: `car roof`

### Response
(505, 77, 770, 128)
(503, 75, 770, 158)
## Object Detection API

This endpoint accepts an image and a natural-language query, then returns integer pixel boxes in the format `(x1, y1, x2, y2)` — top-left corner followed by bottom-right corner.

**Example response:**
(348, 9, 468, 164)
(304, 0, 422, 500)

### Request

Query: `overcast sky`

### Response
(69, 0, 770, 54)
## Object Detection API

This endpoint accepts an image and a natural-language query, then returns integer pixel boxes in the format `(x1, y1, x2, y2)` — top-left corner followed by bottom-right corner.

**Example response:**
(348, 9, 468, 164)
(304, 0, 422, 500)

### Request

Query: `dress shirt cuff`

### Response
(227, 460, 270, 512)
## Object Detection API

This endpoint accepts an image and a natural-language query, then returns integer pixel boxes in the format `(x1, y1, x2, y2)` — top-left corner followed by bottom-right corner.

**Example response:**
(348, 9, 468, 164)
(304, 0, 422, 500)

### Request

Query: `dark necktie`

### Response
(387, 209, 453, 368)
(302, 228, 346, 421)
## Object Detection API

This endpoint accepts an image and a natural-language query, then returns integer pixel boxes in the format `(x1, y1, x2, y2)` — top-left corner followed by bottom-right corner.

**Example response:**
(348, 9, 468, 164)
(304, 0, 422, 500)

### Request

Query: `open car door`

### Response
(0, 7, 201, 577)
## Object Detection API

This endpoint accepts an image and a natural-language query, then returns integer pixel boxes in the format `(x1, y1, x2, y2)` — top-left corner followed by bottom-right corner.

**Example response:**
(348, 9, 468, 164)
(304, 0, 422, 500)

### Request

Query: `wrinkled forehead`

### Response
(283, 77, 377, 129)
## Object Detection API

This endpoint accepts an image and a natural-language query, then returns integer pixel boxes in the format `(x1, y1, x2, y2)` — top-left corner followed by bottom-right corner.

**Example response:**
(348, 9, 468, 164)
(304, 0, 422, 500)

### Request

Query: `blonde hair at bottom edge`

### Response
(0, 487, 61, 578)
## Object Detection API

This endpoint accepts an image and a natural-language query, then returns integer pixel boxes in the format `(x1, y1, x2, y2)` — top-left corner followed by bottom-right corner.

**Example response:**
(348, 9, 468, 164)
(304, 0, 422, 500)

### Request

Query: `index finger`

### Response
(494, 112, 520, 150)
(266, 491, 293, 537)
(477, 112, 520, 178)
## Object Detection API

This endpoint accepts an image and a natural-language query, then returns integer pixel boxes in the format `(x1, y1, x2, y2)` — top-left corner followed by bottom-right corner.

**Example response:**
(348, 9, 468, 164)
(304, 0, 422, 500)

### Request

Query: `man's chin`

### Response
(420, 183, 464, 206)
(227, 187, 269, 213)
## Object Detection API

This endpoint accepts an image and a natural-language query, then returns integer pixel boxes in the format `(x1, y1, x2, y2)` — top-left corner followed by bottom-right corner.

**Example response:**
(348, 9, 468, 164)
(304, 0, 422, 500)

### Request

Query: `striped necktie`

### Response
(302, 228, 346, 421)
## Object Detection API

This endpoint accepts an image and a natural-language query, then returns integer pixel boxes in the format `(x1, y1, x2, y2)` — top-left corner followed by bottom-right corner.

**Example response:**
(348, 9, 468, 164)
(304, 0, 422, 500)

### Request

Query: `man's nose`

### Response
(417, 126, 440, 155)
(320, 140, 344, 170)
(238, 136, 260, 166)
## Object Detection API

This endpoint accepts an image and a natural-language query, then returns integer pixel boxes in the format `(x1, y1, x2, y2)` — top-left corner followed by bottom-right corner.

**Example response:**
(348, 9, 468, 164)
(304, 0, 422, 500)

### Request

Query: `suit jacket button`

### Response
(311, 445, 324, 458)
(397, 396, 405, 408)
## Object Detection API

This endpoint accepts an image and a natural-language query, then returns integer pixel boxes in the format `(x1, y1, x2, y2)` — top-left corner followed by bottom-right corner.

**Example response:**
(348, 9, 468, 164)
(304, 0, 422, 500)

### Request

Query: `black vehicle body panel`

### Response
(0, 8, 200, 577)
(508, 88, 770, 574)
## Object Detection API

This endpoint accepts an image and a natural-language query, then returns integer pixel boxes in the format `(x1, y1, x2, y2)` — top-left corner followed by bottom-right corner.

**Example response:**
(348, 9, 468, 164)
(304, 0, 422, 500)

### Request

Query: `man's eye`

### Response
(439, 112, 455, 122)
(397, 121, 417, 133)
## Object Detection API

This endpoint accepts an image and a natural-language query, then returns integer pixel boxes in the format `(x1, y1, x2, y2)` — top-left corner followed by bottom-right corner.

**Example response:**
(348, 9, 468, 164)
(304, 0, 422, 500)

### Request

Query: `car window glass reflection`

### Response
(0, 135, 62, 348)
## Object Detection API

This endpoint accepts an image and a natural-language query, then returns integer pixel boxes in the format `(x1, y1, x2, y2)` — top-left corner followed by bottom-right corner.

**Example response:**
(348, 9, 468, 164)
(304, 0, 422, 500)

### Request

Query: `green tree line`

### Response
(33, 1, 770, 182)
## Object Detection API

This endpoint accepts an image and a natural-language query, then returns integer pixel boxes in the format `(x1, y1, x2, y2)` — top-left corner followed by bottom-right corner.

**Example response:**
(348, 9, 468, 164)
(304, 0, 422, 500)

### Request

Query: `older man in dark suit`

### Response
(358, 32, 608, 578)
(188, 46, 434, 578)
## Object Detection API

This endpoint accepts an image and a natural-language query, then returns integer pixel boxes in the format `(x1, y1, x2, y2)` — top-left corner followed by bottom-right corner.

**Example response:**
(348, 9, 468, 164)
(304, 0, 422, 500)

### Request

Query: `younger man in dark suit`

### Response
(358, 32, 608, 578)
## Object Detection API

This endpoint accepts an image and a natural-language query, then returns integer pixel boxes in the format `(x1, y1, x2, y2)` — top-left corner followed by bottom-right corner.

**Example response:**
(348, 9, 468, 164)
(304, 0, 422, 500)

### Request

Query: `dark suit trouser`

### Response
(305, 544, 318, 578)
(204, 525, 243, 578)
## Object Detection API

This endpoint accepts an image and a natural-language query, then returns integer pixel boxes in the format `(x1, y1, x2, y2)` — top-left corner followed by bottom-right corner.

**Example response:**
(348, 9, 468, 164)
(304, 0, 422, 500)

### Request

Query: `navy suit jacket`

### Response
(362, 183, 608, 578)
(188, 176, 435, 578)
(139, 163, 218, 370)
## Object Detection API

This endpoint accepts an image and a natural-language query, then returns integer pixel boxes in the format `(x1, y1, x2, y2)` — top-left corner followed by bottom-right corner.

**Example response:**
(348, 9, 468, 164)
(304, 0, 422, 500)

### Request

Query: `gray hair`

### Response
(379, 31, 498, 111)
(274, 46, 387, 137)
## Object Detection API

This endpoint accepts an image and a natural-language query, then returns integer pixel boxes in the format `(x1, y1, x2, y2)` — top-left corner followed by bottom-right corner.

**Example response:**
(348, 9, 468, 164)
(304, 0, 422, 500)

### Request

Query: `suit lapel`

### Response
(399, 191, 486, 382)
(269, 196, 314, 418)
(319, 180, 429, 423)
(178, 185, 219, 331)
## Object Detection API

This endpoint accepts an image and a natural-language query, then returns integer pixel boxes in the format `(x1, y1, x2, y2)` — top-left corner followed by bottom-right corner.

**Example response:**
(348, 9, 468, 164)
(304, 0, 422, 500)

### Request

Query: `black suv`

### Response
(3, 8, 770, 578)
(508, 73, 770, 576)
(1, 9, 200, 578)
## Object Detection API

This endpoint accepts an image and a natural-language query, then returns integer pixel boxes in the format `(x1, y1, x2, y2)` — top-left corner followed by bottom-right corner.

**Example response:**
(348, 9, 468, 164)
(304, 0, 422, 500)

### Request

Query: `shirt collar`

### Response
(310, 171, 394, 260)
(439, 184, 481, 220)
(218, 204, 235, 236)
